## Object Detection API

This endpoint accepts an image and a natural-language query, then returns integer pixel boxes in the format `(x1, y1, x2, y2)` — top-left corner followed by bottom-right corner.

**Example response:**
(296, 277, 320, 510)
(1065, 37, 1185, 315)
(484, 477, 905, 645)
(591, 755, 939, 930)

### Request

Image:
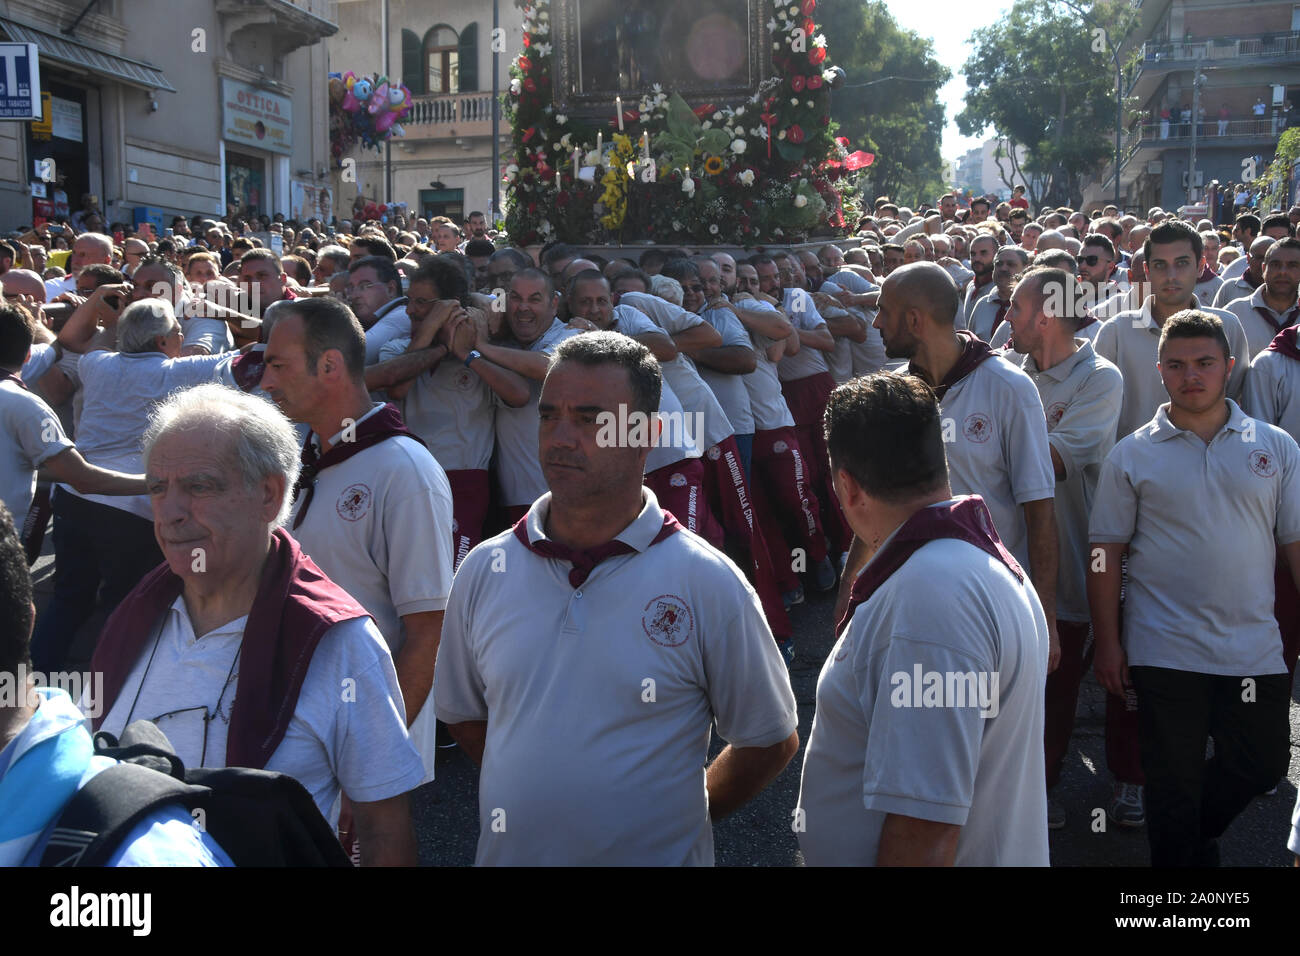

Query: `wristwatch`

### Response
(464, 349, 482, 368)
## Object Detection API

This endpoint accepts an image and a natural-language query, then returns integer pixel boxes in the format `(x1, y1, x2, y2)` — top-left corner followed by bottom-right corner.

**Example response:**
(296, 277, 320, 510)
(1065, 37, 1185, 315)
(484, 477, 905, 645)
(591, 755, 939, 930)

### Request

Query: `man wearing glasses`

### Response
(347, 256, 411, 365)
(91, 384, 423, 865)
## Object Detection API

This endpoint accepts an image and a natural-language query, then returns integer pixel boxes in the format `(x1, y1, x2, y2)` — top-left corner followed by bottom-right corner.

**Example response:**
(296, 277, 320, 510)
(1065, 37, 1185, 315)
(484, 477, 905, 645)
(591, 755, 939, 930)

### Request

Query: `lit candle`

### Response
(556, 170, 562, 190)
(685, 165, 691, 180)
(573, 148, 580, 178)
(596, 131, 602, 155)
(615, 96, 624, 131)
(641, 131, 649, 160)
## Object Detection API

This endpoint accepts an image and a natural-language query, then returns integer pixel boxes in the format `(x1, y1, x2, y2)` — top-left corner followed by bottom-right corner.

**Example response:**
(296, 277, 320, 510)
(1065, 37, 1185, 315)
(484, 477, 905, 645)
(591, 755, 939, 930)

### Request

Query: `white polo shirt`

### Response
(816, 288, 857, 383)
(777, 288, 830, 381)
(616, 293, 734, 449)
(96, 596, 426, 821)
(962, 278, 996, 328)
(290, 404, 454, 652)
(1094, 295, 1247, 441)
(378, 337, 495, 471)
(929, 354, 1057, 570)
(696, 305, 756, 435)
(1245, 343, 1300, 441)
(434, 488, 799, 866)
(1089, 400, 1300, 676)
(364, 298, 412, 366)
(968, 290, 1011, 344)
(0, 378, 74, 519)
(1219, 253, 1249, 283)
(739, 300, 796, 432)
(797, 520, 1050, 866)
(826, 270, 886, 377)
(493, 319, 580, 507)
(63, 349, 234, 519)
(1195, 273, 1224, 306)
(1220, 285, 1300, 361)
(1212, 276, 1255, 309)
(1018, 342, 1124, 622)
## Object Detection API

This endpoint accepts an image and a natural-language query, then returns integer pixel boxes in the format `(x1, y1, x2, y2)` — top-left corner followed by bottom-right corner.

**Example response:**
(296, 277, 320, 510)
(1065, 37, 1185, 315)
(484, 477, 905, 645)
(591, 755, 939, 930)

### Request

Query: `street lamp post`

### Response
(491, 0, 500, 226)
(1057, 0, 1124, 211)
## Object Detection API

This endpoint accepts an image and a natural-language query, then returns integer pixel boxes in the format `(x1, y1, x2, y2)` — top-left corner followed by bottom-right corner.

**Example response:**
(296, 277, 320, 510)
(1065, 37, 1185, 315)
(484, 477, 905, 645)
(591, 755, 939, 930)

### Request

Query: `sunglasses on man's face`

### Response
(1080, 255, 1111, 267)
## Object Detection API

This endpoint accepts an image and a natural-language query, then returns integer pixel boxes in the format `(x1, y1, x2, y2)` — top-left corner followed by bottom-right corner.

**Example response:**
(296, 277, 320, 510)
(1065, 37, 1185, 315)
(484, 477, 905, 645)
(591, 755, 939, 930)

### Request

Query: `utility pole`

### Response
(383, 0, 392, 205)
(491, 0, 500, 226)
(1187, 54, 1205, 206)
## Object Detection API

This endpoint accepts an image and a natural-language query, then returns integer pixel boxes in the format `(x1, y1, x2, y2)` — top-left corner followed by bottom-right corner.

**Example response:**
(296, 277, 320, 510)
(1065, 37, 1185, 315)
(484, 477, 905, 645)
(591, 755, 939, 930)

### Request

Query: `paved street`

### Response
(35, 541, 1300, 867)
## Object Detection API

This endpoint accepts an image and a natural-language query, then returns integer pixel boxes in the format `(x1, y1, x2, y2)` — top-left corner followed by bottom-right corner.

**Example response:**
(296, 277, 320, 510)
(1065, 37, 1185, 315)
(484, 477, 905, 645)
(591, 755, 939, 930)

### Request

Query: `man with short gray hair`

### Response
(91, 383, 424, 865)
(32, 298, 236, 674)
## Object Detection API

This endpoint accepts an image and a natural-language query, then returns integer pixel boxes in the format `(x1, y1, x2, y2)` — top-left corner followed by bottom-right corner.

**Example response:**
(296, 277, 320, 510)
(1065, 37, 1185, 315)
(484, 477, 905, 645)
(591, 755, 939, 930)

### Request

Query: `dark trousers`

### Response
(1130, 665, 1291, 867)
(29, 490, 163, 673)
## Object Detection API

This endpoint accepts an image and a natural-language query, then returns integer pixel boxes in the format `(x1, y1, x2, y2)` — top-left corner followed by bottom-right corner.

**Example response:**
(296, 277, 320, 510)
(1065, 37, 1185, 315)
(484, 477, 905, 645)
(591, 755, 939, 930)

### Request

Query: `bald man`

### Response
(2, 268, 47, 303)
(45, 233, 113, 300)
(843, 262, 1060, 664)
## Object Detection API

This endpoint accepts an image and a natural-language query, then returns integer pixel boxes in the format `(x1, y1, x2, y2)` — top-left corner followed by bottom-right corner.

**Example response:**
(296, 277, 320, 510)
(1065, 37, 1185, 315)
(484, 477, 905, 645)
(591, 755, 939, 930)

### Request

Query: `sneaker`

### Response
(435, 719, 458, 750)
(782, 585, 805, 609)
(1263, 782, 1279, 797)
(1047, 795, 1065, 830)
(812, 556, 837, 592)
(778, 640, 796, 667)
(1108, 782, 1145, 828)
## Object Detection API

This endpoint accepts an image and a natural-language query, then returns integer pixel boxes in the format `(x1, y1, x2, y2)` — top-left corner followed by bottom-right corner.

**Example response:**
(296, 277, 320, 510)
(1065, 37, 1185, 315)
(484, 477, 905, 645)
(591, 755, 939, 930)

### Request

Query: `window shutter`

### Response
(402, 29, 423, 94)
(459, 23, 478, 93)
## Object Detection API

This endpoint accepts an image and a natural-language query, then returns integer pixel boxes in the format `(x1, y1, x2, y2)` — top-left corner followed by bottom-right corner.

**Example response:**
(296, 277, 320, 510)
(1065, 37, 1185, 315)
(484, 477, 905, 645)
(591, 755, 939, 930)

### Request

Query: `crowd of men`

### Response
(2, 190, 1300, 867)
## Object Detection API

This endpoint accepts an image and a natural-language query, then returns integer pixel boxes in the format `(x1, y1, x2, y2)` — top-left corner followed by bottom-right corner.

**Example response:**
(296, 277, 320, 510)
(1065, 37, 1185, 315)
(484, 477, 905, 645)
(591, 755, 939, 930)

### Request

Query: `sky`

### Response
(879, 0, 1018, 164)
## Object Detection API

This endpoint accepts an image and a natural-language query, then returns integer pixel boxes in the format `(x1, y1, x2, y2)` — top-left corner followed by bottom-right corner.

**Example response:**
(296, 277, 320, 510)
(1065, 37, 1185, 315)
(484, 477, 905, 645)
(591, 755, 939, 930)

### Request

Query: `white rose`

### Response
(510, 78, 521, 95)
(791, 98, 799, 107)
(712, 112, 723, 121)
(806, 100, 814, 108)
(556, 113, 568, 124)
(672, 220, 683, 231)
(709, 224, 720, 235)
(788, 5, 798, 14)
(738, 169, 755, 186)
(702, 120, 711, 129)
(735, 106, 745, 117)
(731, 139, 747, 154)
(794, 195, 808, 208)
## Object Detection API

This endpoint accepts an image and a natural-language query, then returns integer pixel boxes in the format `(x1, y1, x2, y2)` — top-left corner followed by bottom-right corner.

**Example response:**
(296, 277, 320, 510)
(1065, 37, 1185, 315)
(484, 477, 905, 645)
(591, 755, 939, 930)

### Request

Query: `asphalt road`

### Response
(33, 542, 1300, 867)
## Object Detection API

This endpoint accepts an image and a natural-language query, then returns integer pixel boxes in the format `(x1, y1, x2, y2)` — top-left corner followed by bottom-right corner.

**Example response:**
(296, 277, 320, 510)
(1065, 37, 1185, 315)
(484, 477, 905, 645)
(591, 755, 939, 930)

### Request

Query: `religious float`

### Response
(502, 0, 874, 251)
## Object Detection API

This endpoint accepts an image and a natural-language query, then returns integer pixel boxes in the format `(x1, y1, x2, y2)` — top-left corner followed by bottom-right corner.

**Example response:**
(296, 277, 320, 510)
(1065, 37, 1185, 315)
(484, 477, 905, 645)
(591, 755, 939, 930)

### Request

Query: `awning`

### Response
(0, 18, 175, 93)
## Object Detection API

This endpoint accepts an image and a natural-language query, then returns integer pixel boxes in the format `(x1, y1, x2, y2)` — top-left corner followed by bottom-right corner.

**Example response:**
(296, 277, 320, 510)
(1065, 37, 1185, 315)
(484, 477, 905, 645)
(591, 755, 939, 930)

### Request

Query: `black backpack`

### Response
(38, 720, 352, 867)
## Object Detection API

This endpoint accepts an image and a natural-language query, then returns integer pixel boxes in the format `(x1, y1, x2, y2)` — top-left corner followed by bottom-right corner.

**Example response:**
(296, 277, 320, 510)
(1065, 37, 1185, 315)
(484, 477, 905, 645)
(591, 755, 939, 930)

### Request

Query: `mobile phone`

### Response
(48, 224, 64, 235)
(165, 228, 174, 237)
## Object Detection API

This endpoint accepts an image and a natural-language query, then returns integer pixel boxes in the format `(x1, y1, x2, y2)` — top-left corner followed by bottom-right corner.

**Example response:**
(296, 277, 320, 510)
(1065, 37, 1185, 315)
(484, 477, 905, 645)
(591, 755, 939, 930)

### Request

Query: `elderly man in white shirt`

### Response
(92, 384, 423, 865)
(31, 295, 235, 675)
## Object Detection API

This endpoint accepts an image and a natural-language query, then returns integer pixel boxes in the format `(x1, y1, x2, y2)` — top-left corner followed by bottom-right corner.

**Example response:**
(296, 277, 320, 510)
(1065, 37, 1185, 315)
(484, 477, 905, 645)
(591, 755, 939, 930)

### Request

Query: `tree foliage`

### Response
(819, 1, 950, 208)
(1258, 128, 1300, 213)
(958, 0, 1133, 207)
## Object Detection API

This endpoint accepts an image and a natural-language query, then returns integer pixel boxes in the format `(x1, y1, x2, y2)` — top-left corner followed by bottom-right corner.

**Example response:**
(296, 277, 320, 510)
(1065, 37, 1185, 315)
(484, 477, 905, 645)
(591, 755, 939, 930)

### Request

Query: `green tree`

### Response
(958, 0, 1134, 207)
(819, 1, 949, 209)
(1257, 128, 1300, 212)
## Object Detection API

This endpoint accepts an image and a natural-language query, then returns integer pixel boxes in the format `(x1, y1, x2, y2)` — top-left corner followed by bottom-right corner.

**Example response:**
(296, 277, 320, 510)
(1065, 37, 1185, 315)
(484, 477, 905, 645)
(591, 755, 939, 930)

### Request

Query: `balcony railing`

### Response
(404, 91, 504, 136)
(1132, 118, 1286, 144)
(1141, 31, 1300, 63)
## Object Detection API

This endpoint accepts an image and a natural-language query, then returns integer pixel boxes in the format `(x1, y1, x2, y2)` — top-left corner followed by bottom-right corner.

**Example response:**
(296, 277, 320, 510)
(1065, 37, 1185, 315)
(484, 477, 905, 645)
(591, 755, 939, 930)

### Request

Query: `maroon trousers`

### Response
(1273, 549, 1300, 678)
(445, 469, 490, 571)
(645, 457, 724, 548)
(751, 426, 827, 593)
(700, 436, 792, 640)
(781, 371, 851, 555)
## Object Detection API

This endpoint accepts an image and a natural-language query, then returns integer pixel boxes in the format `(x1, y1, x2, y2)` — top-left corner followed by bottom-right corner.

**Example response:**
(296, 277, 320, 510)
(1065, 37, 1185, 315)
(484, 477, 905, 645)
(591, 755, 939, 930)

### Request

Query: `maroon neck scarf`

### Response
(1076, 308, 1100, 332)
(1266, 325, 1300, 361)
(1255, 302, 1300, 335)
(990, 299, 1010, 338)
(836, 496, 1024, 637)
(513, 510, 682, 587)
(91, 529, 369, 769)
(230, 348, 265, 393)
(2, 370, 28, 391)
(910, 329, 998, 402)
(1197, 263, 1217, 284)
(292, 403, 423, 530)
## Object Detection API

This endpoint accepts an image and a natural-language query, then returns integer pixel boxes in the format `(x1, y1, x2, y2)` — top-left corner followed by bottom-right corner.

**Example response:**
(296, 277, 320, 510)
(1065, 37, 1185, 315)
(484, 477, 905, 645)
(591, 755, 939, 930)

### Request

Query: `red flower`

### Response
(527, 202, 537, 214)
(807, 74, 823, 90)
(518, 56, 532, 72)
(787, 125, 805, 144)
(522, 126, 537, 143)
(803, 18, 816, 36)
(523, 35, 530, 47)
(524, 78, 537, 92)
(809, 47, 827, 65)
(835, 136, 850, 148)
(802, 0, 816, 13)
(692, 103, 717, 119)
(820, 115, 830, 126)
(791, 75, 806, 93)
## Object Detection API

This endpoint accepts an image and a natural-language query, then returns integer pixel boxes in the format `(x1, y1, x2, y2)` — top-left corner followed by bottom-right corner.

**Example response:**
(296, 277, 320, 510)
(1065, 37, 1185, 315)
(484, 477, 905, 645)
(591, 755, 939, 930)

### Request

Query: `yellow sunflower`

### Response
(704, 155, 725, 176)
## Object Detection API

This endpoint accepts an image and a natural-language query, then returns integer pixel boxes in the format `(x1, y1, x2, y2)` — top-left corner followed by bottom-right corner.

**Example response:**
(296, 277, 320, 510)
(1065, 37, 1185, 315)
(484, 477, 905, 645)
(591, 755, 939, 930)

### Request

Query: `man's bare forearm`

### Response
(705, 732, 798, 821)
(1023, 498, 1058, 625)
(876, 813, 960, 866)
(364, 344, 448, 392)
(447, 720, 488, 767)
(351, 792, 418, 866)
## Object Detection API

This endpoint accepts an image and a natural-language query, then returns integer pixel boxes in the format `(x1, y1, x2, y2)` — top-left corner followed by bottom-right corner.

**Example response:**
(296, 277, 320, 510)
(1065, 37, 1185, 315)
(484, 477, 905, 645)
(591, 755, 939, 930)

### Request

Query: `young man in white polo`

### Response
(1095, 221, 1249, 442)
(1089, 311, 1300, 867)
(261, 297, 454, 785)
(435, 332, 799, 865)
(797, 373, 1050, 866)
(1220, 237, 1300, 361)
(1005, 267, 1125, 829)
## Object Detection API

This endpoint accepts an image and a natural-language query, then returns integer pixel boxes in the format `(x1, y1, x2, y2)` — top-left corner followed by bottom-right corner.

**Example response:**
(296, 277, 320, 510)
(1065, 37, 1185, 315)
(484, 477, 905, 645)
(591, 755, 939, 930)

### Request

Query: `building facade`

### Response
(952, 137, 1030, 201)
(1082, 0, 1300, 213)
(328, 0, 519, 226)
(0, 0, 335, 231)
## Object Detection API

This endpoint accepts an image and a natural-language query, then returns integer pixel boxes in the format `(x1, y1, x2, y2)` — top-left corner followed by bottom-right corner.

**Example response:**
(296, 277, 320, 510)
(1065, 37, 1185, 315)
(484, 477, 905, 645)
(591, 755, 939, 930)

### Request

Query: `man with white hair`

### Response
(91, 384, 423, 864)
(31, 297, 235, 673)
